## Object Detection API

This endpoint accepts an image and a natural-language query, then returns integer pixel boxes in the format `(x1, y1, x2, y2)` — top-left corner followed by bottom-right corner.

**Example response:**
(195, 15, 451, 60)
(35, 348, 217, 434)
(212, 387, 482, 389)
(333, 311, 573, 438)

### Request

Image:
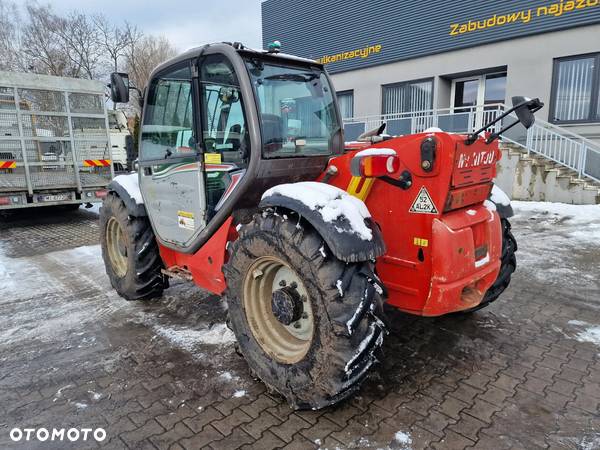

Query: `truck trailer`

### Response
(0, 71, 113, 210)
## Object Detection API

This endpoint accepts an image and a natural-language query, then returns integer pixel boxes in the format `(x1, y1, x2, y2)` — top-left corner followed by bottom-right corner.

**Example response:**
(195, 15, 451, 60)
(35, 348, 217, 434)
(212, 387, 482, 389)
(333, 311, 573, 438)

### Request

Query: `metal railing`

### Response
(343, 104, 505, 139)
(343, 103, 600, 183)
(498, 106, 600, 183)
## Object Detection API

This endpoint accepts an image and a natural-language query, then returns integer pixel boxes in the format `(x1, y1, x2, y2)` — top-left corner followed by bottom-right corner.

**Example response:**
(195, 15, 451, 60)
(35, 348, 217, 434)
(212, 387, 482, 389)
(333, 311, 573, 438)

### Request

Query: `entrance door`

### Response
(452, 72, 507, 130)
(138, 61, 207, 248)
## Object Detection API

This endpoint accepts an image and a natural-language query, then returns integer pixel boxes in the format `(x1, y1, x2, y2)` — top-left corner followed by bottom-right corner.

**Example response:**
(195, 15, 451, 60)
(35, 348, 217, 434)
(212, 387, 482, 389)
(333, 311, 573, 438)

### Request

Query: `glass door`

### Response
(452, 73, 506, 131)
(482, 73, 507, 131)
(453, 78, 480, 111)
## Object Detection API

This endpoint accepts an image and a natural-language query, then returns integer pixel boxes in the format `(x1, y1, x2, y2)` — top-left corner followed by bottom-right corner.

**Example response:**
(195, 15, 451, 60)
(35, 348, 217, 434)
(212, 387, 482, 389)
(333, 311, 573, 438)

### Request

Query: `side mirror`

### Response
(110, 72, 130, 104)
(511, 96, 544, 129)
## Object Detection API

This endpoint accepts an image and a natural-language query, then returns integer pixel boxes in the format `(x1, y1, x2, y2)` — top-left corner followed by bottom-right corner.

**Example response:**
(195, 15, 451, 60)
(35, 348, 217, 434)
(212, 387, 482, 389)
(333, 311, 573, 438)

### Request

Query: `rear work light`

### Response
(351, 154, 400, 178)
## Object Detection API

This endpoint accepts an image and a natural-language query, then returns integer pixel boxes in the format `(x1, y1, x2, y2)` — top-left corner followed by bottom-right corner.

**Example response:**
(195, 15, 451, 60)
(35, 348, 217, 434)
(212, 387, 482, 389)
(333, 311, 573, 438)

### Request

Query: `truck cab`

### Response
(107, 110, 132, 172)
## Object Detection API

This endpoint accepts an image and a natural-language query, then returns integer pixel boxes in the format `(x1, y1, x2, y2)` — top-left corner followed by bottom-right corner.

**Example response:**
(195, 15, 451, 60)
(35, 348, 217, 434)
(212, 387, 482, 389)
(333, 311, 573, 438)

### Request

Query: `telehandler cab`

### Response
(101, 41, 542, 409)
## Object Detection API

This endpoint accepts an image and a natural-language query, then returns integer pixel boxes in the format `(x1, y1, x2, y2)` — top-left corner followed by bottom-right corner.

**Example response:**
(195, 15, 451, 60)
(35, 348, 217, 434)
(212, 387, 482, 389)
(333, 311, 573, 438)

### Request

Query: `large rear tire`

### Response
(462, 218, 517, 313)
(99, 193, 168, 300)
(224, 210, 386, 410)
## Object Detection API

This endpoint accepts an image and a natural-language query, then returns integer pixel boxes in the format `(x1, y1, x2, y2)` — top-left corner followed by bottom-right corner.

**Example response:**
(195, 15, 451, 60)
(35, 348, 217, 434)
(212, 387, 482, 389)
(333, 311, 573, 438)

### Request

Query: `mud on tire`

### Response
(463, 218, 517, 313)
(224, 210, 386, 410)
(100, 193, 168, 300)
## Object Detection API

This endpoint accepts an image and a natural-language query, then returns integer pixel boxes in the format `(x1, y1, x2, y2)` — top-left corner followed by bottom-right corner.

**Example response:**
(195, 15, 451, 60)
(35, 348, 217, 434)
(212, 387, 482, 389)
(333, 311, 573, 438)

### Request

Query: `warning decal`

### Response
(177, 211, 195, 230)
(409, 186, 438, 214)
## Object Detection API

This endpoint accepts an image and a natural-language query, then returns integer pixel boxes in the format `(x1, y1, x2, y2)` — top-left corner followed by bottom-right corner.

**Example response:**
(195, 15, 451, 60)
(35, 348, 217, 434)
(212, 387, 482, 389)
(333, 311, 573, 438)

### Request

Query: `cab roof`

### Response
(152, 42, 323, 79)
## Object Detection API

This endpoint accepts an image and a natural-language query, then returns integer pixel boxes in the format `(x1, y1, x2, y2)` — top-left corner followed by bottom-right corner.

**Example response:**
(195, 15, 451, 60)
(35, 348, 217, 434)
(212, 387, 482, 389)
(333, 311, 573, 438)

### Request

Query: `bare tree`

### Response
(21, 4, 76, 76)
(55, 12, 103, 79)
(94, 15, 142, 73)
(124, 35, 177, 112)
(1, 1, 178, 122)
(126, 35, 177, 92)
(0, 0, 22, 71)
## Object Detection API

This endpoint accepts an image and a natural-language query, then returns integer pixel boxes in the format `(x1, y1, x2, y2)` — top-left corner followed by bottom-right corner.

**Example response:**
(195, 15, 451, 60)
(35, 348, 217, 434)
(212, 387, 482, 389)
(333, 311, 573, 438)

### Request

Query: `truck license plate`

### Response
(39, 193, 70, 202)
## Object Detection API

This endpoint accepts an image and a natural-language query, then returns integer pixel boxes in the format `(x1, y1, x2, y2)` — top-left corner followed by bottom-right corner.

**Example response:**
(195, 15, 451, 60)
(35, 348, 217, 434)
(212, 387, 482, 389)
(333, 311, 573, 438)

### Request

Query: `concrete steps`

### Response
(495, 143, 600, 204)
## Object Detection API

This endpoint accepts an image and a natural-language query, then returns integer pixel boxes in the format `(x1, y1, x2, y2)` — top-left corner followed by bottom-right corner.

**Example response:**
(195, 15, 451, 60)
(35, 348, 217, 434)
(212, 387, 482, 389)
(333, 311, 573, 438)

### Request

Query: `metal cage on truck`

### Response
(0, 71, 114, 209)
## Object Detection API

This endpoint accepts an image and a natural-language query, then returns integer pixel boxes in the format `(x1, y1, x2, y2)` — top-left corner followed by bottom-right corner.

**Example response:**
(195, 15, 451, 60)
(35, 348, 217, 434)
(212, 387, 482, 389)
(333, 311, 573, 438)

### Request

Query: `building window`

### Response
(382, 79, 433, 115)
(551, 53, 600, 123)
(337, 90, 354, 119)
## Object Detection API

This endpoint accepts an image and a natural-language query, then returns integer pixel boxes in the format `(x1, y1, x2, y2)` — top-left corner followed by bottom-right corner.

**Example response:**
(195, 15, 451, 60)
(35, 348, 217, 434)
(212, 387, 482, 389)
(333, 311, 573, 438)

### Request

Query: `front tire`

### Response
(99, 193, 168, 300)
(224, 210, 386, 410)
(463, 218, 517, 313)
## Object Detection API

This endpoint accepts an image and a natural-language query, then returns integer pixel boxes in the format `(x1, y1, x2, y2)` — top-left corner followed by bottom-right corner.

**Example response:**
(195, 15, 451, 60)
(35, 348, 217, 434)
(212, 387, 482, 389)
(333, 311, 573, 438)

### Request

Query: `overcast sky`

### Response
(46, 0, 263, 52)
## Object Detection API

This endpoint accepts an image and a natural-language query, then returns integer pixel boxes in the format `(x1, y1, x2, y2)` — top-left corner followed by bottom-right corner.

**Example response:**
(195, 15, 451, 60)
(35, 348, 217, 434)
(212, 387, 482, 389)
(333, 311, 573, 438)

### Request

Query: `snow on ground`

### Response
(567, 320, 600, 347)
(0, 248, 57, 300)
(513, 201, 600, 246)
(394, 430, 413, 448)
(152, 323, 235, 359)
(262, 181, 373, 240)
(0, 245, 130, 347)
(0, 238, 236, 364)
(510, 201, 600, 291)
(218, 371, 240, 382)
(509, 201, 600, 351)
(86, 203, 101, 214)
(513, 200, 600, 223)
(579, 436, 600, 450)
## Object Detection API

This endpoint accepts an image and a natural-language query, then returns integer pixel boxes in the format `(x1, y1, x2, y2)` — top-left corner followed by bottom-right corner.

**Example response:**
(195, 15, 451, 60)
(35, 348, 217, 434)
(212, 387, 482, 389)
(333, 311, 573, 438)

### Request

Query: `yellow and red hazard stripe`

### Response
(0, 160, 16, 169)
(83, 159, 111, 167)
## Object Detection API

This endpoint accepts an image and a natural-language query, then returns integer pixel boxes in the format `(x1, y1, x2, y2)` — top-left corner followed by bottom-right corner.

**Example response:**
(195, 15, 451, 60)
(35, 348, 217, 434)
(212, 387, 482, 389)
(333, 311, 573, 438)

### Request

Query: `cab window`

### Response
(141, 64, 195, 161)
(244, 58, 339, 158)
(199, 54, 249, 220)
(199, 54, 249, 167)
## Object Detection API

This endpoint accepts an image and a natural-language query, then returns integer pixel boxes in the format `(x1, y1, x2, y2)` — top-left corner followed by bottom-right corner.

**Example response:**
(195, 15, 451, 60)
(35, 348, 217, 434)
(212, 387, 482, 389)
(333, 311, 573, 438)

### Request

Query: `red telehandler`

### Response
(101, 42, 542, 409)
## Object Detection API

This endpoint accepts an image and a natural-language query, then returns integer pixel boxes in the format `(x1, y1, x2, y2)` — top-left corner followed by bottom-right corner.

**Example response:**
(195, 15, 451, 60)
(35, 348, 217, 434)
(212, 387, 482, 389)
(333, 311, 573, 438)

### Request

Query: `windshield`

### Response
(244, 58, 340, 158)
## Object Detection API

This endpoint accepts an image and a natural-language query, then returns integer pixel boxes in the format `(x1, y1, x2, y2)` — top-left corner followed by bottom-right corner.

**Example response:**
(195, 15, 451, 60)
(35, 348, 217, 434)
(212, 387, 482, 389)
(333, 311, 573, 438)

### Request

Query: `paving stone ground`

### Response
(0, 204, 598, 449)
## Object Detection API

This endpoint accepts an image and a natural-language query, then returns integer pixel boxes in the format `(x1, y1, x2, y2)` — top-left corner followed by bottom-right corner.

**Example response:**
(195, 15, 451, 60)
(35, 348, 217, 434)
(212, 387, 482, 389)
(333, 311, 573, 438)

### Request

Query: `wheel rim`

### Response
(106, 216, 128, 278)
(243, 256, 314, 364)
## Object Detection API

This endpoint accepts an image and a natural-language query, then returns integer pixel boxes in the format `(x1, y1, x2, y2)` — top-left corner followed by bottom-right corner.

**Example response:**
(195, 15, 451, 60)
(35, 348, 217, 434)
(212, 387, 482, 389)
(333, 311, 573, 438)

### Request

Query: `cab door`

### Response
(197, 53, 250, 221)
(138, 61, 207, 247)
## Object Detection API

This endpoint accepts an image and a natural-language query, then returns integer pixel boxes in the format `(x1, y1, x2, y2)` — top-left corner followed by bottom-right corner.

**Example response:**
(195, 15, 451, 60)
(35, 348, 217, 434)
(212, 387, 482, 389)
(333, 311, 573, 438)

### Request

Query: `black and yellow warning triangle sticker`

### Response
(409, 186, 438, 214)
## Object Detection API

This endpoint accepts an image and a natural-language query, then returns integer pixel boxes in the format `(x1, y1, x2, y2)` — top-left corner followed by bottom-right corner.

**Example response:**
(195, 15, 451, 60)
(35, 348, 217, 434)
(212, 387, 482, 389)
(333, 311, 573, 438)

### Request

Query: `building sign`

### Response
(450, 0, 600, 36)
(262, 0, 600, 74)
(315, 44, 382, 65)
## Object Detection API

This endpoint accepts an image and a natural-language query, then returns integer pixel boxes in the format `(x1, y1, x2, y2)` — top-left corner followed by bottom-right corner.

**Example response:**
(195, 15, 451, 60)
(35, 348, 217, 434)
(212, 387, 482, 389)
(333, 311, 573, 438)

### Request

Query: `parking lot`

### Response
(0, 202, 599, 450)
